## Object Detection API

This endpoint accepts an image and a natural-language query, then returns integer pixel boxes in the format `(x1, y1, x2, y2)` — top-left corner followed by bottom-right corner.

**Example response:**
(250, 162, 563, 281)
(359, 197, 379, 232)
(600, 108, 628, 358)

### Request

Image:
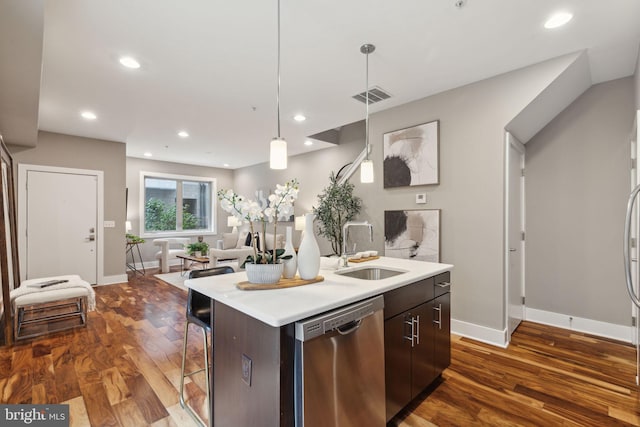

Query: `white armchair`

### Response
(209, 231, 285, 267)
(153, 238, 190, 273)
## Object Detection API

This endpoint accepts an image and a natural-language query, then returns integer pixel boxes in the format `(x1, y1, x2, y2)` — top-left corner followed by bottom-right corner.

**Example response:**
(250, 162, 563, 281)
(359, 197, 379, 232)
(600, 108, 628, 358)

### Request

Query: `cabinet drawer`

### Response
(384, 277, 434, 319)
(434, 272, 451, 297)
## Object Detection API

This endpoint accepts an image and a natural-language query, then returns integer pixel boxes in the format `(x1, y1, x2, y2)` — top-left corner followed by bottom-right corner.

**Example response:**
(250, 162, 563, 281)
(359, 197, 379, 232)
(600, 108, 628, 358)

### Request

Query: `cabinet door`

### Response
(410, 302, 437, 398)
(384, 312, 413, 421)
(433, 292, 451, 376)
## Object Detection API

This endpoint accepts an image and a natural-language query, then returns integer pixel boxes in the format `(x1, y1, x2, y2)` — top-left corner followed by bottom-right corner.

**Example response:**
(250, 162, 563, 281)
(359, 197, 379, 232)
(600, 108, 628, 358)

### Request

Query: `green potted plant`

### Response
(186, 241, 209, 257)
(313, 172, 362, 256)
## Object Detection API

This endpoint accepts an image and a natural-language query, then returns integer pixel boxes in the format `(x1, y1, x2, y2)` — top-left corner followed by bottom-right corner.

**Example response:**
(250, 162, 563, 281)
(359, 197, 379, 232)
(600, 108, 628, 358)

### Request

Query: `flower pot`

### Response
(194, 251, 202, 258)
(245, 262, 284, 284)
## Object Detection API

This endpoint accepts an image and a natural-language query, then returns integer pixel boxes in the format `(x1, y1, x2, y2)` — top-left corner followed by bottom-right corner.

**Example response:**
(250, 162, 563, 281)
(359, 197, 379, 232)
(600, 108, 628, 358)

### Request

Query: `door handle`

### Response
(404, 314, 415, 347)
(433, 304, 442, 329)
(413, 315, 420, 345)
(509, 248, 516, 252)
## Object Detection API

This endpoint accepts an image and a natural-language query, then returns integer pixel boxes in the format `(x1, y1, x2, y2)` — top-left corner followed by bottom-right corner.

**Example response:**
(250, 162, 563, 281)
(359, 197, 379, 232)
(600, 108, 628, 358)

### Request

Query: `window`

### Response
(140, 172, 216, 236)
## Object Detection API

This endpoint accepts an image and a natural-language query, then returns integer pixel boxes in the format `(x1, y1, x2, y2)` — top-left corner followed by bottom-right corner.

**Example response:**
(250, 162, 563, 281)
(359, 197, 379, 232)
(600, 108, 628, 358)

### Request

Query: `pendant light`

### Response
(270, 0, 287, 169)
(360, 44, 375, 183)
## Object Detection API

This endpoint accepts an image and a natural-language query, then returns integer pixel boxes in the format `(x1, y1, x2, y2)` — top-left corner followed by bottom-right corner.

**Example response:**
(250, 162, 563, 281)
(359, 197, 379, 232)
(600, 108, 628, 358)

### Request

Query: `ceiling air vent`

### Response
(352, 86, 391, 104)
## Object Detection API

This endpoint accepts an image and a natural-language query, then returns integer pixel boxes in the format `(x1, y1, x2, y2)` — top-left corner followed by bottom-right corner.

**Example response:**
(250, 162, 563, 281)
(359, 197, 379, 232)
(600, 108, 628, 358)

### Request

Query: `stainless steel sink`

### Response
(335, 266, 406, 280)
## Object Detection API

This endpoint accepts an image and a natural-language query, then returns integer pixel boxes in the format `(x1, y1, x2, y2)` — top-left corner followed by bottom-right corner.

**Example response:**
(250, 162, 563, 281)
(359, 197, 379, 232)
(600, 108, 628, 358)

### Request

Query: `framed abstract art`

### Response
(383, 120, 439, 188)
(384, 209, 440, 262)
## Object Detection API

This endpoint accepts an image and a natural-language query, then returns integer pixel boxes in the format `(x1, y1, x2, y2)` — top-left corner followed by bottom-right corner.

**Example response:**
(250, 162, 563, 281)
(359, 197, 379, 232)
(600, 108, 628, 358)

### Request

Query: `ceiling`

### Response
(2, 0, 639, 169)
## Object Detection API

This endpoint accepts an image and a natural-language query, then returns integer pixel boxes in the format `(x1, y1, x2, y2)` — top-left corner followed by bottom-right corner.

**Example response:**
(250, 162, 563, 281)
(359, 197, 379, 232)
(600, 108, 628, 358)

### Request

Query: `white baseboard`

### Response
(451, 318, 508, 348)
(525, 307, 633, 343)
(100, 274, 128, 285)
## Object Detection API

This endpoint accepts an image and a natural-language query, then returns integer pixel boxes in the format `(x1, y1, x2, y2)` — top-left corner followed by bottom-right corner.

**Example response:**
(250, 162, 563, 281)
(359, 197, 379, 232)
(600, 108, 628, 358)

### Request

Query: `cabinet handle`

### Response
(433, 304, 442, 330)
(436, 282, 450, 289)
(404, 315, 415, 347)
(413, 315, 420, 345)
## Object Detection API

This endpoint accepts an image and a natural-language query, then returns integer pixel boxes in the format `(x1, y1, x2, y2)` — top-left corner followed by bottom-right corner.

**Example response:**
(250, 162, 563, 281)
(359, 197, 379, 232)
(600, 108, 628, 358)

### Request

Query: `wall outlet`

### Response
(416, 193, 427, 204)
(241, 354, 252, 386)
(104, 220, 116, 228)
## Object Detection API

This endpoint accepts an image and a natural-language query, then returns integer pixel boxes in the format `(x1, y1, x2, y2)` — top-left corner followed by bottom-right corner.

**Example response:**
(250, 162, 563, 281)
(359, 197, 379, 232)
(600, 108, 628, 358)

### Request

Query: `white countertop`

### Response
(185, 256, 453, 327)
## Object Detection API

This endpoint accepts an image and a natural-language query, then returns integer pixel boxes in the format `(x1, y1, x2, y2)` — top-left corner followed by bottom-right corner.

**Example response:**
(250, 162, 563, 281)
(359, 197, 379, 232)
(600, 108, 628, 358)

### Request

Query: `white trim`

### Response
(139, 170, 217, 238)
(100, 274, 129, 285)
(525, 307, 633, 343)
(451, 318, 508, 348)
(18, 163, 105, 285)
(126, 258, 182, 271)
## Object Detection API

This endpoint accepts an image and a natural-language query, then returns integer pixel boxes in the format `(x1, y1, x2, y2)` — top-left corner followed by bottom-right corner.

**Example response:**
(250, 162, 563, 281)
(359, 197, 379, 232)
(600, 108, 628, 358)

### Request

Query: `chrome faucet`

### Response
(341, 221, 374, 267)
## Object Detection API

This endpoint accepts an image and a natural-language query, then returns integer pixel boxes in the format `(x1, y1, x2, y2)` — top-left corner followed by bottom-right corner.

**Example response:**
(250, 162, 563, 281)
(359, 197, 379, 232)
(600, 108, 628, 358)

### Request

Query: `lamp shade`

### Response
(227, 216, 242, 227)
(270, 137, 287, 169)
(295, 215, 306, 231)
(360, 159, 374, 183)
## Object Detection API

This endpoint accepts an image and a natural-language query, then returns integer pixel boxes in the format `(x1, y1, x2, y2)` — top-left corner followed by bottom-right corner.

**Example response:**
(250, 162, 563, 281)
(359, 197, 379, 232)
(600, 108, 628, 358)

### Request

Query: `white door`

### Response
(507, 135, 525, 338)
(26, 170, 98, 283)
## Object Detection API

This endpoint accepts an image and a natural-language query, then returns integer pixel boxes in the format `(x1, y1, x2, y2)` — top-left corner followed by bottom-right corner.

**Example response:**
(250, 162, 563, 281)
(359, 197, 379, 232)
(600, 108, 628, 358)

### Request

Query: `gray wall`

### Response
(234, 54, 579, 331)
(525, 77, 634, 325)
(126, 157, 234, 262)
(9, 131, 126, 278)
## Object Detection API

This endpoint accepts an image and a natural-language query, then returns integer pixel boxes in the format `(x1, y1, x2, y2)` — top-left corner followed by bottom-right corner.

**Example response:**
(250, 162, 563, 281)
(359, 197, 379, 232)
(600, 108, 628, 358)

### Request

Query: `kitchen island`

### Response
(185, 256, 453, 426)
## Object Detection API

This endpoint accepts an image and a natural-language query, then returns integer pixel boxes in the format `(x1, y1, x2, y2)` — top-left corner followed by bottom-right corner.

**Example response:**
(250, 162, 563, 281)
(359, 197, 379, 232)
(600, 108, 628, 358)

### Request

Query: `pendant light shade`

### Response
(360, 159, 374, 183)
(270, 0, 287, 169)
(270, 137, 287, 169)
(360, 43, 375, 183)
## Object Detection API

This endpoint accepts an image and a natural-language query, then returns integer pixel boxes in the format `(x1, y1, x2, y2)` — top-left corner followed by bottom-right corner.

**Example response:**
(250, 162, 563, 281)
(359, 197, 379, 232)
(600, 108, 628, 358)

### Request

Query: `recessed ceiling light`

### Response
(143, 152, 152, 157)
(223, 163, 230, 167)
(544, 12, 573, 29)
(81, 111, 97, 120)
(119, 56, 141, 69)
(294, 114, 306, 122)
(178, 131, 189, 138)
(304, 140, 313, 146)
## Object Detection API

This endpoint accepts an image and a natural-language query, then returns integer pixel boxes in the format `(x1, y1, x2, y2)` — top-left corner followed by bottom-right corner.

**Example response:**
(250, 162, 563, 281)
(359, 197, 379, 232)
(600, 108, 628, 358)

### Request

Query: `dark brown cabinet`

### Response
(383, 272, 451, 421)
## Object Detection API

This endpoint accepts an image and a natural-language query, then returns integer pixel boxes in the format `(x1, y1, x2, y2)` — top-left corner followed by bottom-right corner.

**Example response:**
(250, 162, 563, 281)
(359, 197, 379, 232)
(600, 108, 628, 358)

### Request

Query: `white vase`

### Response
(282, 226, 297, 279)
(297, 213, 320, 280)
(245, 262, 284, 284)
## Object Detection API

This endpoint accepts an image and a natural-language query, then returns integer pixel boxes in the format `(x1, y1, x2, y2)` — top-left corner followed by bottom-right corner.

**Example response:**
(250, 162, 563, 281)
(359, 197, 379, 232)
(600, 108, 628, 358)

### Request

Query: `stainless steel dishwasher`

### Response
(294, 295, 385, 427)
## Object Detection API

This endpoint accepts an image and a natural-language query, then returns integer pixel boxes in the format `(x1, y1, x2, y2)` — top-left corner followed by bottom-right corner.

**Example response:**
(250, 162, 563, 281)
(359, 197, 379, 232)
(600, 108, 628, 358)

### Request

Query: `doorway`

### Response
(18, 164, 104, 284)
(506, 133, 525, 340)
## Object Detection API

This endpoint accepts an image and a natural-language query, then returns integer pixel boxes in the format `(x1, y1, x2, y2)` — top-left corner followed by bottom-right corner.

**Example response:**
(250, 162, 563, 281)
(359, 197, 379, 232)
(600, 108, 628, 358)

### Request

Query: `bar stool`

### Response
(180, 266, 234, 427)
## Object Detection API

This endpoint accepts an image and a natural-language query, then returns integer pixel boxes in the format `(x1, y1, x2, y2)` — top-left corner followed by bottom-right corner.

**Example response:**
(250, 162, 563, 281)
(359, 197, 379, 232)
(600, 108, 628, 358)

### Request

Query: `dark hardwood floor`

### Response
(1, 268, 639, 426)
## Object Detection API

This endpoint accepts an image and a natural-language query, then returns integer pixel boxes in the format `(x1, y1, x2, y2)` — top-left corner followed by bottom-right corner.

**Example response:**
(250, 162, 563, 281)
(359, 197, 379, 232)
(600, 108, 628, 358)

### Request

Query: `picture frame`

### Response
(383, 120, 439, 188)
(384, 209, 440, 262)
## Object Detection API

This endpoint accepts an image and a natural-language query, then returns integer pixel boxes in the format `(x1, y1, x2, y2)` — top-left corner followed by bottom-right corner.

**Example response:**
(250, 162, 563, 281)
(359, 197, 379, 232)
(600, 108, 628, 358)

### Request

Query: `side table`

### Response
(126, 241, 146, 275)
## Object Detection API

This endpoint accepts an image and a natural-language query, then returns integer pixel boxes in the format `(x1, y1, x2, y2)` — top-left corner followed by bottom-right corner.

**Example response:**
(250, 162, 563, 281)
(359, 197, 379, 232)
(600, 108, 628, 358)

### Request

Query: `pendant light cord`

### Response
(276, 0, 281, 138)
(365, 49, 369, 161)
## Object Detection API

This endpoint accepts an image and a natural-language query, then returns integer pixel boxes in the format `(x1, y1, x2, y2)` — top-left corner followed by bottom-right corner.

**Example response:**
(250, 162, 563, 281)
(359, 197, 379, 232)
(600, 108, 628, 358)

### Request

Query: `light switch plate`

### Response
(416, 193, 427, 204)
(241, 354, 252, 386)
(103, 220, 116, 228)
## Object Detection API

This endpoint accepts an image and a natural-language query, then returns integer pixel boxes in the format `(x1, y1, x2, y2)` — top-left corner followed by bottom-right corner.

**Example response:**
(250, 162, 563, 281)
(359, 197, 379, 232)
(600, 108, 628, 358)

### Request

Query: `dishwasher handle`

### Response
(336, 319, 362, 335)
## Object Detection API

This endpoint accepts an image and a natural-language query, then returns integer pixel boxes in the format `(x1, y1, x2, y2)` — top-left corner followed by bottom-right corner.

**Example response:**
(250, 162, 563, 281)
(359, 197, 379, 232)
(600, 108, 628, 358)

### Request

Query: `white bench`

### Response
(11, 275, 95, 341)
